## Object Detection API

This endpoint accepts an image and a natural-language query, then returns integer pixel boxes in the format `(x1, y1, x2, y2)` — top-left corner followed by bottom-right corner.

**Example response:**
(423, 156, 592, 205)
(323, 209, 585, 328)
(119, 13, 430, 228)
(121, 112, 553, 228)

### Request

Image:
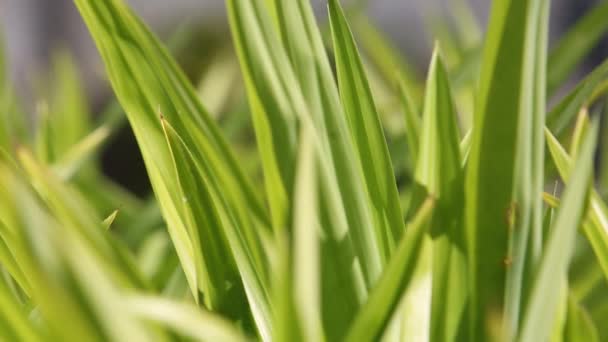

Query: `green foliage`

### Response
(0, 0, 607, 341)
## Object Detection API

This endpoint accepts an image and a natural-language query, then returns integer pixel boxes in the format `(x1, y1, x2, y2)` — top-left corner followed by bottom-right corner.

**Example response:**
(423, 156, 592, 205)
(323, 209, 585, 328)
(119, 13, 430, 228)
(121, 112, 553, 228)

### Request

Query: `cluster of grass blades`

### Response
(1, 0, 608, 340)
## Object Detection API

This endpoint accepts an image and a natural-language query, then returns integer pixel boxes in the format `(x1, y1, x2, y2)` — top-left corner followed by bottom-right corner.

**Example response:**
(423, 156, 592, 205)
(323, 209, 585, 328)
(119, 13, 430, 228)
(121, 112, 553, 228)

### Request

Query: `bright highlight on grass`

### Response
(1, 0, 608, 341)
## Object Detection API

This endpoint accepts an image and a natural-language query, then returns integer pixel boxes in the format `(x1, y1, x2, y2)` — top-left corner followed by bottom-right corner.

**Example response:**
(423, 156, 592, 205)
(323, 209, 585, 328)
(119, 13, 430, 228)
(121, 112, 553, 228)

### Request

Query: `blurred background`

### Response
(1, 0, 606, 196)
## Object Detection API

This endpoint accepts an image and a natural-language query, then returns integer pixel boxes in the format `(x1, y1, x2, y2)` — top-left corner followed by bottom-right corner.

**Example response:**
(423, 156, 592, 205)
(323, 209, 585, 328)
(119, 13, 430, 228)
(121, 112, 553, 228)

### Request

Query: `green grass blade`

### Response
(0, 275, 43, 341)
(73, 0, 269, 219)
(519, 122, 597, 342)
(563, 293, 600, 342)
(414, 47, 466, 342)
(345, 198, 435, 342)
(161, 118, 236, 310)
(46, 52, 92, 160)
(465, 0, 547, 339)
(32, 52, 92, 165)
(505, 0, 549, 337)
(546, 128, 608, 284)
(271, 125, 324, 342)
(0, 159, 153, 341)
(52, 123, 112, 180)
(459, 129, 472, 165)
(329, 0, 406, 258)
(226, 0, 297, 231)
(547, 2, 608, 96)
(268, 0, 385, 287)
(547, 59, 608, 136)
(548, 281, 568, 342)
(8, 1, 603, 340)
(102, 210, 119, 230)
(271, 0, 382, 294)
(227, 2, 372, 338)
(0, 186, 95, 341)
(415, 47, 463, 236)
(569, 108, 591, 158)
(161, 117, 271, 336)
(430, 236, 467, 342)
(17, 150, 147, 289)
(73, 0, 271, 306)
(0, 229, 31, 296)
(291, 126, 324, 342)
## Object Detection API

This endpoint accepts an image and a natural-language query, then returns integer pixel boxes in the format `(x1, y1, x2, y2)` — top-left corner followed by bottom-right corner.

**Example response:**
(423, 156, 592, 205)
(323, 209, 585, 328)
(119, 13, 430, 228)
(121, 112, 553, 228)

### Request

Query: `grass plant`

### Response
(1, 0, 608, 341)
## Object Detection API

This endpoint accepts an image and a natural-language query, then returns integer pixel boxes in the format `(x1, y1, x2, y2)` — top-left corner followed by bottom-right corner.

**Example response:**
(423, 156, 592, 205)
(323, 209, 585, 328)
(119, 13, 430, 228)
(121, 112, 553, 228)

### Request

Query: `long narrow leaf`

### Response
(519, 122, 597, 342)
(126, 295, 248, 342)
(329, 0, 405, 259)
(227, 2, 370, 339)
(414, 47, 466, 342)
(345, 198, 435, 342)
(505, 0, 550, 337)
(546, 128, 608, 283)
(73, 0, 270, 310)
(547, 59, 608, 136)
(464, 0, 546, 339)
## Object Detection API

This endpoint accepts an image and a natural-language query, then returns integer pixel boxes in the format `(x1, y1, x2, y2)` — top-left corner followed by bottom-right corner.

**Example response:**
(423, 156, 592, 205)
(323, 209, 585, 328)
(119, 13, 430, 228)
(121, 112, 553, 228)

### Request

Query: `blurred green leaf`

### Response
(126, 295, 248, 342)
(563, 292, 600, 342)
(547, 59, 608, 136)
(47, 52, 92, 159)
(547, 1, 608, 96)
(569, 108, 591, 158)
(52, 123, 111, 180)
(351, 14, 422, 108)
(0, 271, 43, 341)
(0, 155, 153, 341)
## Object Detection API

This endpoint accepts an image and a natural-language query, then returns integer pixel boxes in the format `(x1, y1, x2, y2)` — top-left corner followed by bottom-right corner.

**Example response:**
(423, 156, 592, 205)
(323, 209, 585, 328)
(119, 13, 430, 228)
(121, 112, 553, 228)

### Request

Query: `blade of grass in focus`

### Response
(519, 122, 597, 342)
(73, 1, 271, 334)
(505, 0, 549, 338)
(329, 0, 405, 260)
(465, 0, 548, 339)
(413, 47, 466, 342)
